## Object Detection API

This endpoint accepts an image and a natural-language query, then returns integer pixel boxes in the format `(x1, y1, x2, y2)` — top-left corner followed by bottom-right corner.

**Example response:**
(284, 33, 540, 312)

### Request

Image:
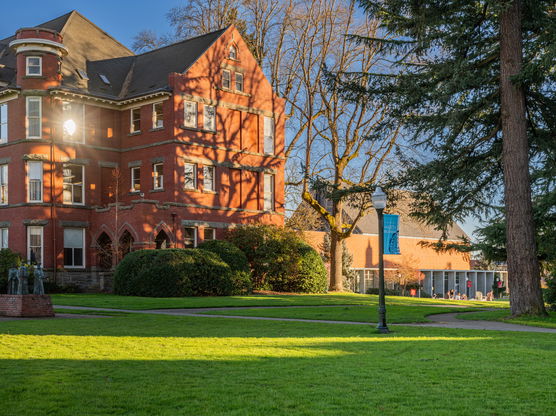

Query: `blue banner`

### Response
(383, 214, 400, 255)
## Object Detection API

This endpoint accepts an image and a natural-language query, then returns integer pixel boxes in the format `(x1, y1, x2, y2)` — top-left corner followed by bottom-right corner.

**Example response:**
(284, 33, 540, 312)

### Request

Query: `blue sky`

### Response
(2, 0, 180, 48)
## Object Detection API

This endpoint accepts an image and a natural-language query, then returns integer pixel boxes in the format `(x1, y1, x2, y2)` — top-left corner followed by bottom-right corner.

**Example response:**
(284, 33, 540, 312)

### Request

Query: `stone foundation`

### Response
(0, 294, 55, 317)
(49, 270, 114, 293)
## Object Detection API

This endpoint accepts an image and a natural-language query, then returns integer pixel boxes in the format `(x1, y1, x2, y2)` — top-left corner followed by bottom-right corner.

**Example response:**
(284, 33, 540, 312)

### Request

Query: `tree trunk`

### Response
(329, 229, 344, 291)
(499, 0, 547, 316)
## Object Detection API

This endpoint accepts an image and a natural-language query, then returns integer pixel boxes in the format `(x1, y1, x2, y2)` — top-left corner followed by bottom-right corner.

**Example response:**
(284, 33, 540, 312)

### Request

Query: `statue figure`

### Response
(33, 265, 45, 295)
(7, 268, 18, 295)
(17, 266, 29, 295)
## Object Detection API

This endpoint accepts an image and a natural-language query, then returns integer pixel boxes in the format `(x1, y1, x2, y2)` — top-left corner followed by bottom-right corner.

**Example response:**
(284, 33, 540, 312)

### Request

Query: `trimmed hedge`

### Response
(114, 248, 237, 297)
(198, 240, 250, 273)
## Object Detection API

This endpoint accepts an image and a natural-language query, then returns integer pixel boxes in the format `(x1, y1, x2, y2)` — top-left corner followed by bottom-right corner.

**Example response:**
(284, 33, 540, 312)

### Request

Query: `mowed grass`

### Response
(197, 305, 479, 323)
(0, 314, 554, 416)
(458, 309, 556, 329)
(51, 292, 509, 310)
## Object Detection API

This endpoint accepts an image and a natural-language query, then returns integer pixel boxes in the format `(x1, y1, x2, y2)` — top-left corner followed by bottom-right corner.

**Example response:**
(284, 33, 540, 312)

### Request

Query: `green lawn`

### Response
(0, 313, 554, 415)
(197, 305, 479, 323)
(51, 292, 509, 310)
(458, 309, 556, 329)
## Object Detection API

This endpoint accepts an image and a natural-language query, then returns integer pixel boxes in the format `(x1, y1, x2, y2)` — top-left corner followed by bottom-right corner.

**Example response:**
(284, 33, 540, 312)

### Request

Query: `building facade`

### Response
(0, 12, 285, 290)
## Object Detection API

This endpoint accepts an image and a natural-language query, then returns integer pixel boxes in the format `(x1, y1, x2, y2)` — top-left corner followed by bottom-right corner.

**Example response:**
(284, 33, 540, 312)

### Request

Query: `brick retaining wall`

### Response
(0, 295, 55, 317)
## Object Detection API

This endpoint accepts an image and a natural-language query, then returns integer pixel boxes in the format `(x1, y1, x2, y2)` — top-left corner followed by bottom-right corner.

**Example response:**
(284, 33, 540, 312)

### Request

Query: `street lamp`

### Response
(372, 186, 389, 333)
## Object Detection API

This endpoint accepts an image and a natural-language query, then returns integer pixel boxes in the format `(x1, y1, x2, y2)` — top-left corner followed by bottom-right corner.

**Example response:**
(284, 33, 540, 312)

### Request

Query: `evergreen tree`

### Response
(350, 0, 555, 315)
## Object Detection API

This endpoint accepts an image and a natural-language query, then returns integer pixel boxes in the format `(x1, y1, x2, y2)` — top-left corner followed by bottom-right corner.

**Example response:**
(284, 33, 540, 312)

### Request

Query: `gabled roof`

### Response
(0, 11, 228, 100)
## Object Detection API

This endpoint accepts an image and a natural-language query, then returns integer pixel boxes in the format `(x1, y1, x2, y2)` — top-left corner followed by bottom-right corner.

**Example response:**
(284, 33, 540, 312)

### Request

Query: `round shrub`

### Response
(114, 248, 234, 297)
(0, 249, 22, 293)
(198, 240, 250, 273)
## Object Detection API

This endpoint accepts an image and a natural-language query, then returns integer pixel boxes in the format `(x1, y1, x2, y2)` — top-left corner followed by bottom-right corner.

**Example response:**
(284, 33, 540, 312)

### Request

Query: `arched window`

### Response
(97, 232, 113, 270)
(155, 230, 171, 249)
(229, 45, 237, 60)
(119, 230, 134, 258)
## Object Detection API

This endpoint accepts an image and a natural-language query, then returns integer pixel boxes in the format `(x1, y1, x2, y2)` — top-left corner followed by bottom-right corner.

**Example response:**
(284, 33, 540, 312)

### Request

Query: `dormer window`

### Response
(26, 56, 42, 76)
(77, 69, 89, 80)
(229, 45, 237, 60)
(99, 74, 110, 85)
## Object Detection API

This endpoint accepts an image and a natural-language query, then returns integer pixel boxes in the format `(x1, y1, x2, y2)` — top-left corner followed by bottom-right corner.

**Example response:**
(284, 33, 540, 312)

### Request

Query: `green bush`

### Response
(198, 240, 250, 273)
(545, 272, 556, 312)
(229, 270, 253, 295)
(226, 225, 328, 293)
(0, 249, 22, 293)
(114, 249, 235, 297)
(366, 287, 401, 296)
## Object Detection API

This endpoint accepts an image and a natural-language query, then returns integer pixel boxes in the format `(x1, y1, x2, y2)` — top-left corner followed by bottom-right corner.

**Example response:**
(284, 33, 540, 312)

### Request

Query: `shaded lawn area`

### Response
(458, 309, 556, 329)
(197, 305, 480, 323)
(51, 293, 509, 310)
(0, 314, 554, 416)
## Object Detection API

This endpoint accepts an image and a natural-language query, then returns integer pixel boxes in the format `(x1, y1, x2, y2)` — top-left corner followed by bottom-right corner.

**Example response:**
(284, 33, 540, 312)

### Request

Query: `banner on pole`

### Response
(383, 214, 400, 255)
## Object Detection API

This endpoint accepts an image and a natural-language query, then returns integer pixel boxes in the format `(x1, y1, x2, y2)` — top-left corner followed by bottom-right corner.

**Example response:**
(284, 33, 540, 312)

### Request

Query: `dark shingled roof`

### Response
(0, 11, 227, 99)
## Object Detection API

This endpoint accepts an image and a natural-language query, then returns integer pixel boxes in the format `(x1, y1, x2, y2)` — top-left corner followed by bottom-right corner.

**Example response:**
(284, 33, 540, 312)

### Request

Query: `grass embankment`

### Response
(458, 309, 556, 329)
(51, 292, 509, 310)
(0, 314, 553, 415)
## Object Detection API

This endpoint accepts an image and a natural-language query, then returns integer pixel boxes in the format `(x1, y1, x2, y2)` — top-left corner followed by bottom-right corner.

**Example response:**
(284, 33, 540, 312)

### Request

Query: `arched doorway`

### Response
(119, 230, 134, 258)
(155, 230, 171, 249)
(97, 232, 113, 270)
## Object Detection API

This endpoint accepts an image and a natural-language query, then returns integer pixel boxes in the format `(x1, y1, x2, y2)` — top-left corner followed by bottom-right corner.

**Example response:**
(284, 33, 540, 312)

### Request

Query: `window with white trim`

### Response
(26, 97, 41, 138)
(63, 164, 84, 204)
(26, 56, 42, 76)
(203, 165, 215, 192)
(264, 116, 275, 154)
(27, 226, 43, 265)
(264, 174, 275, 211)
(184, 101, 197, 128)
(64, 228, 85, 268)
(0, 103, 7, 143)
(184, 163, 197, 190)
(27, 161, 43, 202)
(204, 227, 215, 241)
(183, 227, 197, 248)
(204, 105, 216, 131)
(62, 101, 85, 143)
(130, 108, 141, 133)
(153, 163, 164, 190)
(235, 72, 244, 92)
(229, 45, 237, 60)
(0, 164, 7, 205)
(131, 167, 141, 192)
(0, 228, 8, 249)
(222, 70, 231, 89)
(153, 102, 164, 129)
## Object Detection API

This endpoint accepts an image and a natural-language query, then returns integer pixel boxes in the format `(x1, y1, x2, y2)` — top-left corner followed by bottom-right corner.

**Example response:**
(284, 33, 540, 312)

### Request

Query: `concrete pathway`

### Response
(50, 304, 556, 333)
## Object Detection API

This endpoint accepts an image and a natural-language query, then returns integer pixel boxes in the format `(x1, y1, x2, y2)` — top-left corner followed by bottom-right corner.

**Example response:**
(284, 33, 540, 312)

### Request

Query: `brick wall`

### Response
(0, 294, 55, 317)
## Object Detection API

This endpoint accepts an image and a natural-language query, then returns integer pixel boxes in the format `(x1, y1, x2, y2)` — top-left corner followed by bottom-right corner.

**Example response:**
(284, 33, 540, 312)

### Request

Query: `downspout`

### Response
(50, 115, 57, 285)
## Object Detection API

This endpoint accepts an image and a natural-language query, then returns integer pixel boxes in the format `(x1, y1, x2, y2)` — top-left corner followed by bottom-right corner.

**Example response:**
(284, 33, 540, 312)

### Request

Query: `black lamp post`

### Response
(372, 186, 389, 333)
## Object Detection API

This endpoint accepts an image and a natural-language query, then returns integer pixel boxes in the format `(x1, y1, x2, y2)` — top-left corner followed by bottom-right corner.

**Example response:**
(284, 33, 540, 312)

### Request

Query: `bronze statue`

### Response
(33, 265, 45, 295)
(7, 268, 18, 295)
(17, 266, 29, 295)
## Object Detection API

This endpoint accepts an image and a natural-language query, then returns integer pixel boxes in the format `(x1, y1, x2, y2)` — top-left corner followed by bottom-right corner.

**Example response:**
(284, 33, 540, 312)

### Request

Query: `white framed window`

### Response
(131, 167, 141, 192)
(204, 105, 216, 132)
(27, 161, 43, 202)
(64, 228, 85, 268)
(229, 45, 237, 60)
(184, 163, 197, 190)
(264, 174, 275, 211)
(0, 164, 7, 205)
(204, 227, 216, 241)
(222, 70, 231, 89)
(152, 102, 164, 129)
(235, 72, 244, 92)
(27, 226, 43, 265)
(26, 56, 42, 76)
(0, 228, 7, 249)
(203, 165, 215, 192)
(0, 103, 7, 143)
(153, 163, 164, 190)
(63, 164, 84, 205)
(130, 108, 141, 133)
(26, 97, 42, 139)
(264, 116, 275, 154)
(62, 101, 85, 143)
(184, 227, 197, 248)
(184, 101, 197, 128)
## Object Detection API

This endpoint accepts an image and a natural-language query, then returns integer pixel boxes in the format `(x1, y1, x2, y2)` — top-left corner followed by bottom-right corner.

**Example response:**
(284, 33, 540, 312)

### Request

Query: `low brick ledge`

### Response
(0, 294, 55, 317)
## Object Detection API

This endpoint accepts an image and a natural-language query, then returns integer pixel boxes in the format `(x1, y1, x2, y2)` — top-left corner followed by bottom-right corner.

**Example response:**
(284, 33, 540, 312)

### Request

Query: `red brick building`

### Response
(0, 11, 285, 290)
